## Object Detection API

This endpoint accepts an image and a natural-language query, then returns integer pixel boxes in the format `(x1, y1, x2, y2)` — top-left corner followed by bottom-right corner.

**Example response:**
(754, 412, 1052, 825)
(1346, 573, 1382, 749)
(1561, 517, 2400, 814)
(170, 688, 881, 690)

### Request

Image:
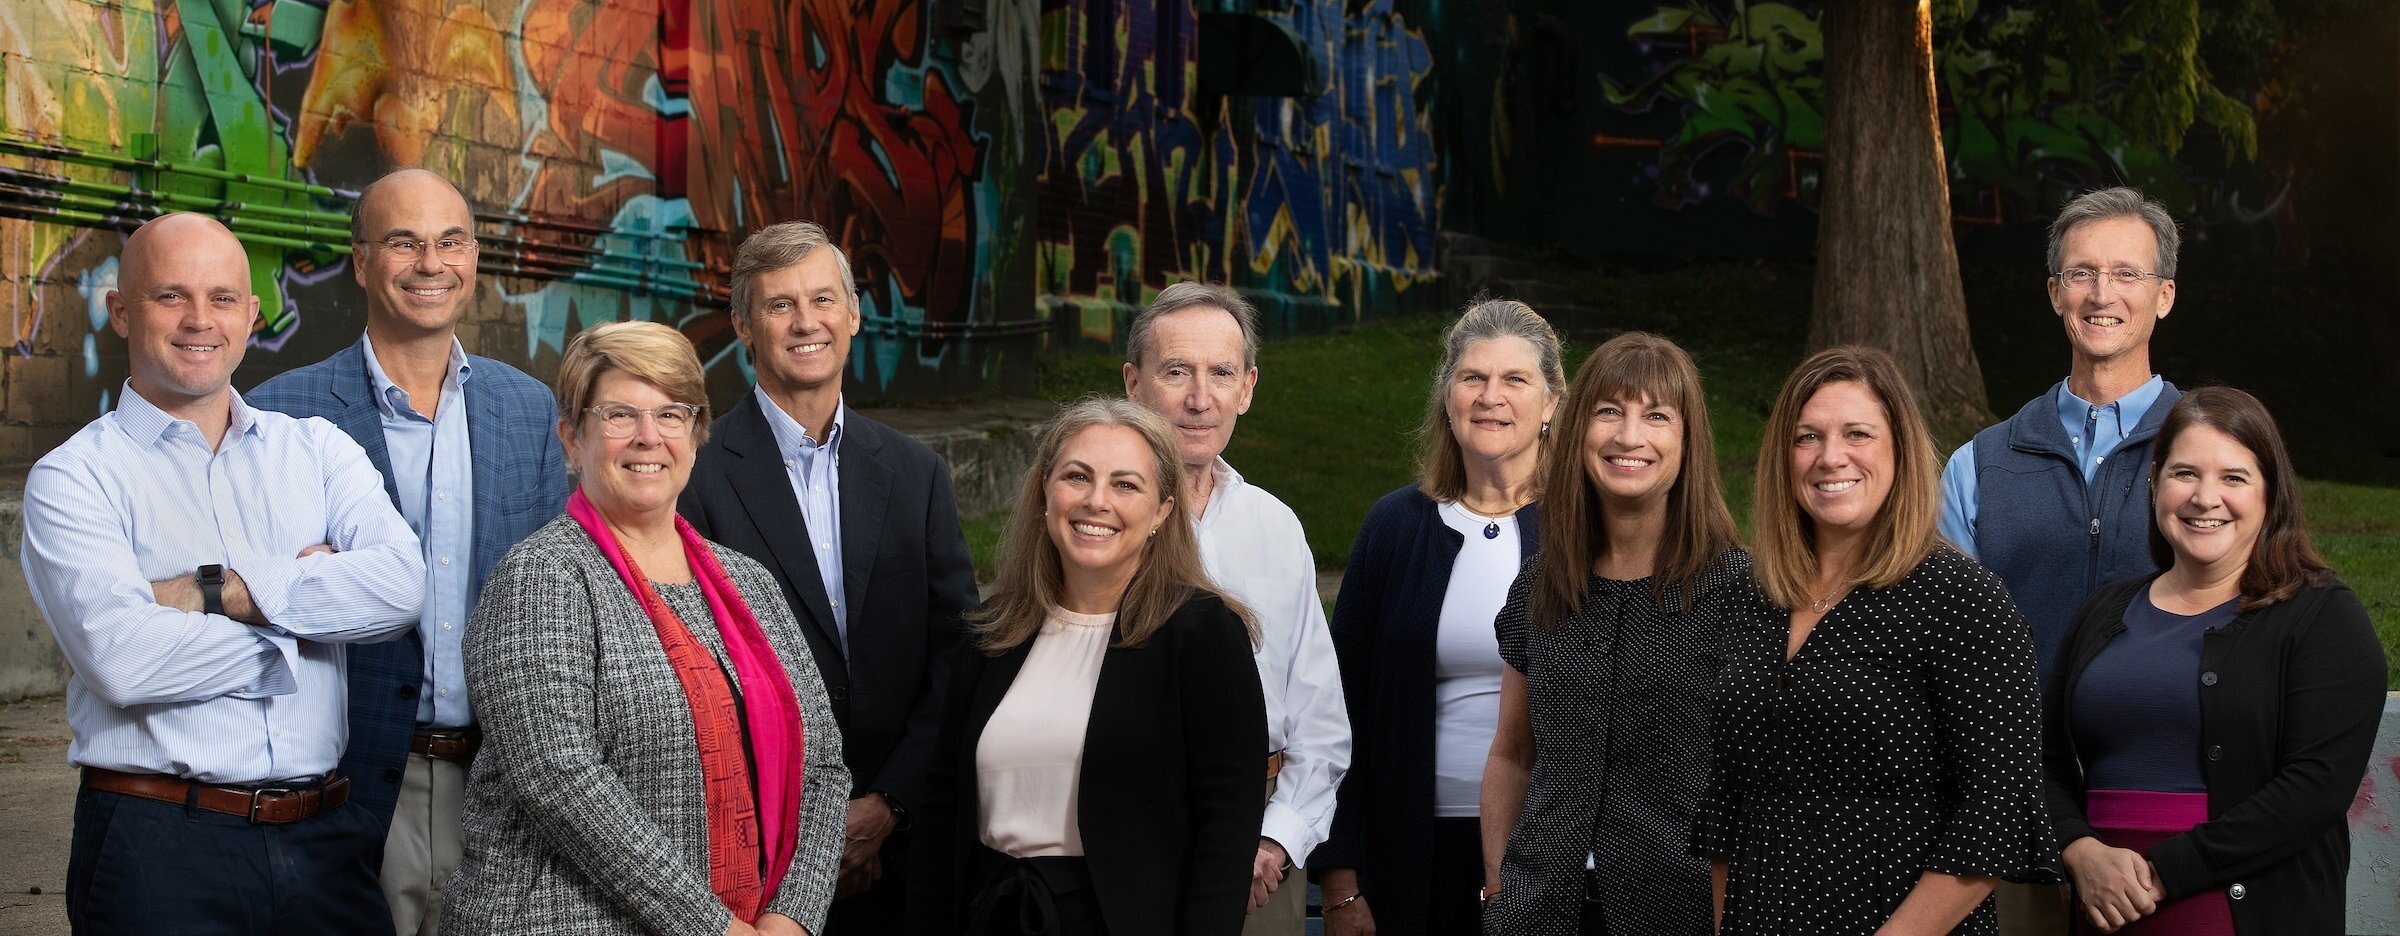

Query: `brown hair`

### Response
(1750, 346, 1941, 609)
(729, 220, 857, 321)
(1415, 298, 1567, 502)
(2147, 386, 2332, 610)
(1533, 332, 1740, 624)
(553, 320, 712, 445)
(969, 397, 1254, 652)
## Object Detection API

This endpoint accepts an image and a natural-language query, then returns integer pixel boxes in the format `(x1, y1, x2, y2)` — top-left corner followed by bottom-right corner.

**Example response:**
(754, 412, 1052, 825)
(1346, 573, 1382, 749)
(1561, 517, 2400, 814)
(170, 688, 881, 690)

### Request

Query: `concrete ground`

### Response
(0, 695, 72, 936)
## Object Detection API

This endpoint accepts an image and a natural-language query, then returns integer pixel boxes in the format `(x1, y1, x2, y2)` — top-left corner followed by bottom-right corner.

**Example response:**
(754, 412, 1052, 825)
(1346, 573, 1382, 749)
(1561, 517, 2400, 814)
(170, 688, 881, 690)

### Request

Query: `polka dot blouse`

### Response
(1695, 545, 2054, 935)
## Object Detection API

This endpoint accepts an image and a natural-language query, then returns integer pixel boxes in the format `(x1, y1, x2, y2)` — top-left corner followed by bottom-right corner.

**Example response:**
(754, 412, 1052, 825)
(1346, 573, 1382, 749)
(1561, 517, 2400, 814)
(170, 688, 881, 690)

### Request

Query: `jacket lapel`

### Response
(721, 395, 845, 653)
(330, 344, 401, 510)
(835, 408, 890, 639)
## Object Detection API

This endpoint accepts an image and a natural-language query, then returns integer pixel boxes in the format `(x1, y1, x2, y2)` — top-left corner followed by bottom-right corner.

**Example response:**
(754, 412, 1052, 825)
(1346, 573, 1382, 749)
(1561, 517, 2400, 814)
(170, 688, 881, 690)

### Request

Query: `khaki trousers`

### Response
(1241, 776, 1305, 936)
(381, 752, 467, 936)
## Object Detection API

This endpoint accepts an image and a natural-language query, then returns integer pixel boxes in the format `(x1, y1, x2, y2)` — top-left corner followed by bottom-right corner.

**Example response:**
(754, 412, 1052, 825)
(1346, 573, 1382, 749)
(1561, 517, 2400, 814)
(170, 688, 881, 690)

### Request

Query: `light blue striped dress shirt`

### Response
(361, 334, 477, 728)
(756, 388, 848, 643)
(21, 385, 426, 783)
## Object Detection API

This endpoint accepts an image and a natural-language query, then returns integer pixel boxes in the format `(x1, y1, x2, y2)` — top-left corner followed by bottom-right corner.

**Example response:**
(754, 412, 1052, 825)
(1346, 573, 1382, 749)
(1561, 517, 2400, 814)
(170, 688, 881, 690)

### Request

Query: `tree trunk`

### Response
(1810, 0, 1992, 446)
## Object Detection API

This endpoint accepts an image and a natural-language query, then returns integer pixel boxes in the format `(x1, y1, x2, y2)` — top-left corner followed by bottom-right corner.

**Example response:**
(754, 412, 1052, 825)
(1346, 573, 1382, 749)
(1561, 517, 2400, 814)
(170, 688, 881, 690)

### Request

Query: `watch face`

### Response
(198, 564, 225, 583)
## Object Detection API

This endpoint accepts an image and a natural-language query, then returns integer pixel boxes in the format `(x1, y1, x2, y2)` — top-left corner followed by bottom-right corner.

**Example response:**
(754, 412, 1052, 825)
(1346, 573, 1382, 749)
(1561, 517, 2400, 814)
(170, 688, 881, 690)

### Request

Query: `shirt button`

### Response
(439, 689, 450, 698)
(2095, 456, 2106, 464)
(2208, 745, 2224, 761)
(440, 556, 451, 566)
(2201, 671, 2218, 686)
(2071, 436, 2081, 444)
(785, 459, 795, 468)
(819, 543, 830, 551)
(442, 621, 454, 632)
(2228, 883, 2247, 900)
(435, 490, 447, 501)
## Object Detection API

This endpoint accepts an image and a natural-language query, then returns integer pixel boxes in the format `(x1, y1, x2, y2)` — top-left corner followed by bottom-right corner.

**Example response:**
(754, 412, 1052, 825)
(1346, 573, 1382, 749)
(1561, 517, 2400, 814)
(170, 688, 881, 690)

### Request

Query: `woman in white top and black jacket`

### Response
(908, 398, 1267, 936)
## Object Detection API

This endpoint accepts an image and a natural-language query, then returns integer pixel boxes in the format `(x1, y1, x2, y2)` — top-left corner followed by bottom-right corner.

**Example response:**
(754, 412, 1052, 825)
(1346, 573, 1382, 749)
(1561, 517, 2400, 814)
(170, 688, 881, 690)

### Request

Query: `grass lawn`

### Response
(967, 257, 2400, 681)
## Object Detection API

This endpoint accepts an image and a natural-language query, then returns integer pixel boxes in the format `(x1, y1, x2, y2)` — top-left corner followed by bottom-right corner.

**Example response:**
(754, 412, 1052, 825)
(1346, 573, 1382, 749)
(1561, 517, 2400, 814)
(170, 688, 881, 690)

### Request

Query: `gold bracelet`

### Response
(1323, 893, 1363, 914)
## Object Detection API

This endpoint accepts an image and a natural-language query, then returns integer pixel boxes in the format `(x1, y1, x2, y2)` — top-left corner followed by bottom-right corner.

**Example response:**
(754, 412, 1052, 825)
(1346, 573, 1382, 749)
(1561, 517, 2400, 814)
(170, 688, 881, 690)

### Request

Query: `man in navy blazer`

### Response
(678, 220, 978, 933)
(248, 169, 569, 936)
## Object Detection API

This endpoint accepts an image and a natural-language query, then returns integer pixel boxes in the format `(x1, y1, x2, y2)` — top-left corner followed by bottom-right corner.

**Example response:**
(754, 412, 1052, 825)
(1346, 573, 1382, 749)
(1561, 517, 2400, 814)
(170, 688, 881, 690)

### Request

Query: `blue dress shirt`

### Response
(1939, 375, 2168, 557)
(756, 387, 848, 644)
(362, 334, 478, 728)
(21, 385, 426, 783)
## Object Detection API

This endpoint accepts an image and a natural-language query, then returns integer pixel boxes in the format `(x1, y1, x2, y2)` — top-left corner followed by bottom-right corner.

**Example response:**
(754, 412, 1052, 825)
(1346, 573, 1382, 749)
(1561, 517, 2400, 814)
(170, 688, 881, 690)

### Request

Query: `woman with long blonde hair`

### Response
(908, 398, 1266, 936)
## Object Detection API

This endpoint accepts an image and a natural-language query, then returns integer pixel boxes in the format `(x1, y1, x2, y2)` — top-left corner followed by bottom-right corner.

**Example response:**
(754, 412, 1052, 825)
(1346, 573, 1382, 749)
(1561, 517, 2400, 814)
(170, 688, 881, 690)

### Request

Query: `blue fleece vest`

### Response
(1971, 379, 2180, 684)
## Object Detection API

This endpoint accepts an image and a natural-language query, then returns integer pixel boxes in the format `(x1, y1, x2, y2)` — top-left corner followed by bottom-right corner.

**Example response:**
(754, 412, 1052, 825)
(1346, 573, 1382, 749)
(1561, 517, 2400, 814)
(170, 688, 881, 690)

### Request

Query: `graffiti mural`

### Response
(0, 0, 1042, 464)
(1036, 0, 1446, 348)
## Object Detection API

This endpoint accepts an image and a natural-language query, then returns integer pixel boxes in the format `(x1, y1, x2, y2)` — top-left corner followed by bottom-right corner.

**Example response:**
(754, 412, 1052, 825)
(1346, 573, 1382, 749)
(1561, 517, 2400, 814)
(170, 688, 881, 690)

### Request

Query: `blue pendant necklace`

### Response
(1457, 497, 1528, 540)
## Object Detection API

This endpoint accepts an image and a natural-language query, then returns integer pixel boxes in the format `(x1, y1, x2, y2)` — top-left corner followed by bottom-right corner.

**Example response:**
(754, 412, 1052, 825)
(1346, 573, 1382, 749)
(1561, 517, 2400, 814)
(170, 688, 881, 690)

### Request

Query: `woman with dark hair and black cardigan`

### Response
(2044, 386, 2385, 935)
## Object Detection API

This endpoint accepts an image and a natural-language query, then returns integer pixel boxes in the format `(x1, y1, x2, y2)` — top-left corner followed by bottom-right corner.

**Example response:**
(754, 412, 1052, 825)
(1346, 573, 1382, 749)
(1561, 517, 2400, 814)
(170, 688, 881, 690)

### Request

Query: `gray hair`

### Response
(2048, 187, 2181, 279)
(1414, 298, 1566, 500)
(1125, 281, 1260, 369)
(730, 220, 858, 320)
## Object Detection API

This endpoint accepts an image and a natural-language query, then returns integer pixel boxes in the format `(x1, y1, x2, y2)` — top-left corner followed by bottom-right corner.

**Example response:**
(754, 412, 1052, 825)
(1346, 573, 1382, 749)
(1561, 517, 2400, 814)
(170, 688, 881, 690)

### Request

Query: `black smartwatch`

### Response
(197, 564, 226, 617)
(877, 791, 912, 832)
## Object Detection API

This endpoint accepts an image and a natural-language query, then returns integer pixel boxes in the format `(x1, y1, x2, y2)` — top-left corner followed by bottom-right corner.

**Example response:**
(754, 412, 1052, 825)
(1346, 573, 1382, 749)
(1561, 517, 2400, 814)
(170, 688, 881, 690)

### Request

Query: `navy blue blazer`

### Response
(247, 340, 570, 820)
(1308, 484, 1539, 936)
(677, 392, 978, 811)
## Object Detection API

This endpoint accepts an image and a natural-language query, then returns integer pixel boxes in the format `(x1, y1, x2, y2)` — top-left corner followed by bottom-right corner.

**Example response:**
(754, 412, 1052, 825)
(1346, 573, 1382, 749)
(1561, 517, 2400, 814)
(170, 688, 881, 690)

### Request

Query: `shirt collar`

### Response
(359, 332, 472, 420)
(754, 385, 845, 460)
(2056, 374, 2167, 432)
(114, 381, 261, 445)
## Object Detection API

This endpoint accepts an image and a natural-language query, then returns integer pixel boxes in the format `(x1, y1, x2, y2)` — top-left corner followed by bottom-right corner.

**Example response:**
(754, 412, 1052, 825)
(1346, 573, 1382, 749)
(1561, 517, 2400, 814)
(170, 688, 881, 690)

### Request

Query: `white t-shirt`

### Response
(1431, 501, 1520, 817)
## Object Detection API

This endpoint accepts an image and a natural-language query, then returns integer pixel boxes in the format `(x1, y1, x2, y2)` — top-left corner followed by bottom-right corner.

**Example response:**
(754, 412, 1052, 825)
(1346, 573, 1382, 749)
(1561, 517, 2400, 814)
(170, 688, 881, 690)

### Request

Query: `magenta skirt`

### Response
(2075, 790, 2234, 936)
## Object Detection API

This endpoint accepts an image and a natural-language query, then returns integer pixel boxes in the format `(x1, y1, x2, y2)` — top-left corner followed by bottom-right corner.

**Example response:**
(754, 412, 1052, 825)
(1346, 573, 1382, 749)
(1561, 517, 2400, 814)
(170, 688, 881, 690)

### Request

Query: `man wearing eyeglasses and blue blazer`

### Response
(248, 168, 570, 936)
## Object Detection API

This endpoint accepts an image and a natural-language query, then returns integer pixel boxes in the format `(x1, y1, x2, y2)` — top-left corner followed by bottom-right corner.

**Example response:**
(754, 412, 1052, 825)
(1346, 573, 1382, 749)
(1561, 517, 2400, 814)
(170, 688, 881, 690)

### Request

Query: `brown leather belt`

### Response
(82, 767, 348, 825)
(411, 727, 482, 762)
(1265, 750, 1285, 780)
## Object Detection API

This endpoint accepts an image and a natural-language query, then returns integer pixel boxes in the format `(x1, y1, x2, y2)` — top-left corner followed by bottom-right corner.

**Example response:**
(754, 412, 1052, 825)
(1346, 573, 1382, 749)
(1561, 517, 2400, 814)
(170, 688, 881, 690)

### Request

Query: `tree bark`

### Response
(1810, 0, 1992, 446)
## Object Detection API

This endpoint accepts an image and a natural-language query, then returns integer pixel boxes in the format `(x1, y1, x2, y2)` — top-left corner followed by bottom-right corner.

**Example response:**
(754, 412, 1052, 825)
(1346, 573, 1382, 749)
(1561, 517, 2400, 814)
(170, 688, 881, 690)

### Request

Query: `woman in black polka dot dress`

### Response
(1697, 348, 2052, 935)
(1481, 333, 1747, 935)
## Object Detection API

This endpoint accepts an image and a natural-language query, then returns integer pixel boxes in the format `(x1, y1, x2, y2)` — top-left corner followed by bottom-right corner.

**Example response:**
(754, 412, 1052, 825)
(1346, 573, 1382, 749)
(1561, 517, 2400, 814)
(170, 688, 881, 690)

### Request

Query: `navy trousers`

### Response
(67, 784, 395, 936)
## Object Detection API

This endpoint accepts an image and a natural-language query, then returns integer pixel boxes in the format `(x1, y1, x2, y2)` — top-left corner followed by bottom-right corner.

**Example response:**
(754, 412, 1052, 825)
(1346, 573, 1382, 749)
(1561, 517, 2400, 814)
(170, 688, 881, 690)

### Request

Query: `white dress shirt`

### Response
(20, 385, 426, 783)
(1192, 459, 1351, 866)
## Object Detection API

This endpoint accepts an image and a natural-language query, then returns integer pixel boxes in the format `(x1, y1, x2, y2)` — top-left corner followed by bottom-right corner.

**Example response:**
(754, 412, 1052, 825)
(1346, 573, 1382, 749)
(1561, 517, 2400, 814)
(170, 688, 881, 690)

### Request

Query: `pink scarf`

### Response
(567, 490, 804, 920)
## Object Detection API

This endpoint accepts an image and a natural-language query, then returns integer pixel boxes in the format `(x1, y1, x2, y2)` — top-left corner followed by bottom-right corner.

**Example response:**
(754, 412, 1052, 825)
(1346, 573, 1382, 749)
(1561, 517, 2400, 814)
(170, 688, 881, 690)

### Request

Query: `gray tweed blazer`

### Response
(444, 516, 851, 936)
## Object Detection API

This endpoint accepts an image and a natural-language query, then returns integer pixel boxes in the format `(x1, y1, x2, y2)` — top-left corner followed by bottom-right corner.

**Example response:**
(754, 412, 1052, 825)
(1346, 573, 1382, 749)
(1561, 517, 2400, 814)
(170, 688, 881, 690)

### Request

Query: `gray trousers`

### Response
(382, 752, 467, 936)
(1241, 776, 1306, 936)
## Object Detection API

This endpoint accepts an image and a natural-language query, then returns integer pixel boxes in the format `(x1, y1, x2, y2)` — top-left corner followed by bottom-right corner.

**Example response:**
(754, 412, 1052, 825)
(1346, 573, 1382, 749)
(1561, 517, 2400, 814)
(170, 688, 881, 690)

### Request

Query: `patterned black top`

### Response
(1695, 545, 2053, 936)
(1485, 549, 1752, 936)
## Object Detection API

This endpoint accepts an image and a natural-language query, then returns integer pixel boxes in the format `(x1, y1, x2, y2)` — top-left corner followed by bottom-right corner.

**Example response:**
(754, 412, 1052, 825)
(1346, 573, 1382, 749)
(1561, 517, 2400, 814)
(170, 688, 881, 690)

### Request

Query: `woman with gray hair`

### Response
(1308, 299, 1564, 936)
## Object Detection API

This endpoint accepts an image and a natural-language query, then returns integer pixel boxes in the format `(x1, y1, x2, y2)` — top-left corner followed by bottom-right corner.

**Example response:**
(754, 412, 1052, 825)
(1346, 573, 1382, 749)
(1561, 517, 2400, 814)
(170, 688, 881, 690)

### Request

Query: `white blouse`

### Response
(975, 607, 1115, 857)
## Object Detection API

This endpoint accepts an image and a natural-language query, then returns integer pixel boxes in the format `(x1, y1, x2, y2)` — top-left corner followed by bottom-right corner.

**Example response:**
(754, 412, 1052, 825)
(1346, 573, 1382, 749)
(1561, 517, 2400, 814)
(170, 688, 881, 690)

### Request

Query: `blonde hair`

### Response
(554, 321, 712, 446)
(1415, 298, 1567, 502)
(1750, 346, 1941, 609)
(1533, 332, 1739, 624)
(970, 397, 1254, 652)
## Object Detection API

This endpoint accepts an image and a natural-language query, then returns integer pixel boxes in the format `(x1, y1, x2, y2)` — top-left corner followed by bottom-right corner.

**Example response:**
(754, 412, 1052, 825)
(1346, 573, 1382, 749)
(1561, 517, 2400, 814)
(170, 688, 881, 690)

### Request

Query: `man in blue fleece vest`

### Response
(1938, 187, 2186, 935)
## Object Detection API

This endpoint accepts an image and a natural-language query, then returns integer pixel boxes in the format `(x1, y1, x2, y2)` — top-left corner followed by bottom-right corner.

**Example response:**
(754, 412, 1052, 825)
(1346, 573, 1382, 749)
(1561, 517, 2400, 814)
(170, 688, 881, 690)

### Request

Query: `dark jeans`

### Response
(67, 784, 393, 935)
(1430, 816, 1486, 934)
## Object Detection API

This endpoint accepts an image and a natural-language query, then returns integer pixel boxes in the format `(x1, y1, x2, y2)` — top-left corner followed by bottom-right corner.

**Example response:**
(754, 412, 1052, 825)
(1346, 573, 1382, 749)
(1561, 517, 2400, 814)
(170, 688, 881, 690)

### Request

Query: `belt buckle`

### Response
(247, 786, 297, 824)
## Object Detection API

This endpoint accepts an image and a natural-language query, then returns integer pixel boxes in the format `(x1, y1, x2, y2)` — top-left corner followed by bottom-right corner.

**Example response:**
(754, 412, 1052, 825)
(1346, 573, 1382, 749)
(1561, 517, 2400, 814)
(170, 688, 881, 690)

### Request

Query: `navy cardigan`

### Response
(1307, 485, 1539, 935)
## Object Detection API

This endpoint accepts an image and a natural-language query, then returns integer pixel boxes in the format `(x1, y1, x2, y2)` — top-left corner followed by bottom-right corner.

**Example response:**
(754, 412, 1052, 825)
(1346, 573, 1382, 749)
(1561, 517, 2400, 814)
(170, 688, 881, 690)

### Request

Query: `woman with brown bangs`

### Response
(1699, 346, 2051, 936)
(2042, 387, 2382, 936)
(1478, 332, 1747, 935)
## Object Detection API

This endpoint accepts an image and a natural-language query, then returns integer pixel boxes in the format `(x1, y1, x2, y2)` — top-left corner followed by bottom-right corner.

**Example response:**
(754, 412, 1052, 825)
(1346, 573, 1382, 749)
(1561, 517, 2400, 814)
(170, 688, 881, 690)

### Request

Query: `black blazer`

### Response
(2043, 574, 2386, 935)
(678, 393, 979, 811)
(909, 593, 1269, 936)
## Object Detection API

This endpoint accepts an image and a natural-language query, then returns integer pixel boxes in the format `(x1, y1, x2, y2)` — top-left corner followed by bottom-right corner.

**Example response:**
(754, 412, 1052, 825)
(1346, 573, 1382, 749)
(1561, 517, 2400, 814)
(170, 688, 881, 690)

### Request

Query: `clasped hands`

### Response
(2063, 836, 2168, 934)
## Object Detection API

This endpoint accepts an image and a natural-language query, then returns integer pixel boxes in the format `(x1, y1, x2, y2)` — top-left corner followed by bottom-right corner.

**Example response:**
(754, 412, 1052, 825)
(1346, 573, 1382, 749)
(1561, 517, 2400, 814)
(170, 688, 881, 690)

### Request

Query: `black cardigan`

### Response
(907, 592, 1268, 936)
(2042, 574, 2387, 935)
(1305, 485, 1540, 935)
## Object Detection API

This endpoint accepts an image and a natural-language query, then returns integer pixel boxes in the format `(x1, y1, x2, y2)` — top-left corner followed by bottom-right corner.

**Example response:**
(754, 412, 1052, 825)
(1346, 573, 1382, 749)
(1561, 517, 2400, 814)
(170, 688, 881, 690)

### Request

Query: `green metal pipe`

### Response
(0, 135, 350, 199)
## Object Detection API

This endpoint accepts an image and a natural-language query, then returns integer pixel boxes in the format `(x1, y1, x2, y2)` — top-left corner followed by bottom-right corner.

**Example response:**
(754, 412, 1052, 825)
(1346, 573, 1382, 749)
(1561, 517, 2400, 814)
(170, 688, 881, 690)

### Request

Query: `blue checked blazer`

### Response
(248, 340, 570, 821)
